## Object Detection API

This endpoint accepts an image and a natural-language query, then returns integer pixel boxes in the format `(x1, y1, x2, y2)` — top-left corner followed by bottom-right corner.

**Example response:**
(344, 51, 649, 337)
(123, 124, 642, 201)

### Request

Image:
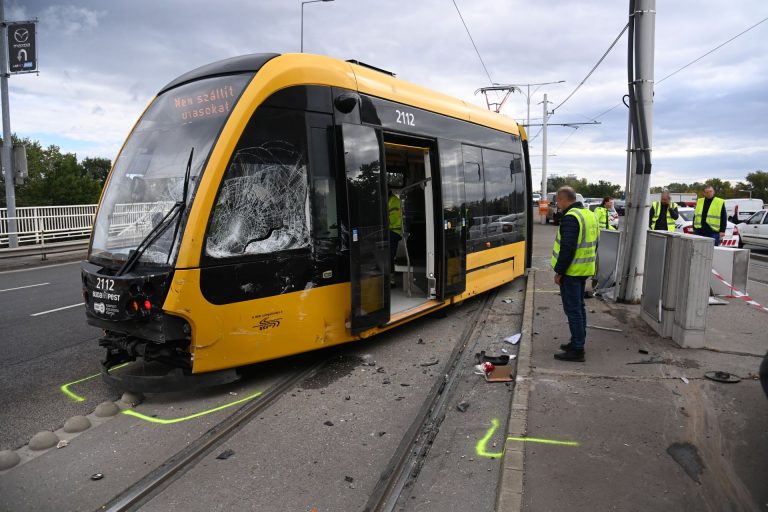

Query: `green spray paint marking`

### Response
(475, 419, 581, 458)
(60, 363, 131, 402)
(507, 437, 580, 447)
(121, 391, 263, 424)
(475, 418, 505, 458)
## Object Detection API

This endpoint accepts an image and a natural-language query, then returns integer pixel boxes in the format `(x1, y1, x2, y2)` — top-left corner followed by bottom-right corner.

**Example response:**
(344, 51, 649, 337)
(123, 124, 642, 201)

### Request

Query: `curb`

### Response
(495, 269, 535, 511)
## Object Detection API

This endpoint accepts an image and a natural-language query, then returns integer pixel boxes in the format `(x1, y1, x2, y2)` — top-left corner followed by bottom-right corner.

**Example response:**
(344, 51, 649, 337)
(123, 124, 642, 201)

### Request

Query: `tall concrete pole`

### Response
(540, 94, 548, 195)
(540, 93, 549, 224)
(0, 0, 18, 247)
(617, 0, 655, 302)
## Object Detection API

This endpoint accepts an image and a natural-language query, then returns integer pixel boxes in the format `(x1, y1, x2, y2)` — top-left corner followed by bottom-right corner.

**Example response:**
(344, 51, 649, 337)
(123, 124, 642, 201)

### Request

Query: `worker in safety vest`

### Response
(551, 186, 598, 362)
(693, 185, 726, 246)
(593, 196, 618, 231)
(388, 190, 403, 271)
(649, 190, 679, 231)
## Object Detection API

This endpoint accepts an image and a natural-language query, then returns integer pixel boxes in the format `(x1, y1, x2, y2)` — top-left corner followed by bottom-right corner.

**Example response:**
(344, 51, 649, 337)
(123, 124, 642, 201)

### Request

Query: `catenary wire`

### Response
(452, 0, 494, 85)
(551, 23, 629, 114)
(591, 15, 768, 121)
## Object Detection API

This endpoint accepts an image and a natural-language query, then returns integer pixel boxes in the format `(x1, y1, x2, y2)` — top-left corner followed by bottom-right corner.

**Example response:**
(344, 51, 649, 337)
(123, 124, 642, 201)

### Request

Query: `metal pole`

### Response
(300, 2, 305, 52)
(540, 93, 549, 224)
(526, 84, 531, 146)
(0, 0, 18, 247)
(617, 0, 655, 303)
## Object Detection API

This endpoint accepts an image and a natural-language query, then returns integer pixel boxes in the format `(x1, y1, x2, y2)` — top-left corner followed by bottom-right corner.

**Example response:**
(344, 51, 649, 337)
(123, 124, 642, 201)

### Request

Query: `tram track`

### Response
(363, 291, 499, 512)
(100, 358, 327, 512)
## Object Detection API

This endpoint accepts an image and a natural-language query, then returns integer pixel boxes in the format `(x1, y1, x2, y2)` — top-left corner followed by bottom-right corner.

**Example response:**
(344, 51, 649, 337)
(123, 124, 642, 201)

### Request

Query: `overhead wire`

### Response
(551, 22, 629, 114)
(451, 0, 494, 85)
(590, 15, 768, 121)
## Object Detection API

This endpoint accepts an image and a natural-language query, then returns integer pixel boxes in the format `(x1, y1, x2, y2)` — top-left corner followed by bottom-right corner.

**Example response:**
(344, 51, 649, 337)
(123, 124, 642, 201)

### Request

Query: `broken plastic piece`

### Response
(91, 473, 104, 481)
(587, 324, 623, 332)
(456, 401, 470, 412)
(56, 440, 69, 449)
(420, 359, 439, 367)
(638, 349, 649, 354)
(216, 449, 235, 460)
(504, 333, 522, 345)
(502, 298, 514, 304)
(680, 376, 689, 384)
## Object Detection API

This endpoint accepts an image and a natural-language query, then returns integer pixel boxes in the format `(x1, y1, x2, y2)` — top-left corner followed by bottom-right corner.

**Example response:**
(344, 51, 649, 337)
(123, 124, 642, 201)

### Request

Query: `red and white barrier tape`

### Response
(710, 268, 768, 314)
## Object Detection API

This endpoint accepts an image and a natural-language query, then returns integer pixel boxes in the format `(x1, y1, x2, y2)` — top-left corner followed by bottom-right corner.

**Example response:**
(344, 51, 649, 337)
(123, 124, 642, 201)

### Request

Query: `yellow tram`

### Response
(81, 53, 532, 390)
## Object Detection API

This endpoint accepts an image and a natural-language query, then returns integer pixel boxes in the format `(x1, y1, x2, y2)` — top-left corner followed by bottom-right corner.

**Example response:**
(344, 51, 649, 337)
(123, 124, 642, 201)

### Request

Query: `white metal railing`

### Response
(0, 202, 178, 249)
(0, 204, 97, 247)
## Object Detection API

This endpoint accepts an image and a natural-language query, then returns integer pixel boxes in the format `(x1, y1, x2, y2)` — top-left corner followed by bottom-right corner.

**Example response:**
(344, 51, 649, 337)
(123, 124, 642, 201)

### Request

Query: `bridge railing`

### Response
(0, 205, 97, 247)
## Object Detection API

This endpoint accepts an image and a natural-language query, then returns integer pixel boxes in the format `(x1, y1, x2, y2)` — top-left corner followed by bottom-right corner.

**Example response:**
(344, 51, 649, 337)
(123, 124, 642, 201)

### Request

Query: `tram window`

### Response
(462, 145, 484, 242)
(205, 107, 310, 258)
(309, 127, 338, 240)
(483, 149, 517, 241)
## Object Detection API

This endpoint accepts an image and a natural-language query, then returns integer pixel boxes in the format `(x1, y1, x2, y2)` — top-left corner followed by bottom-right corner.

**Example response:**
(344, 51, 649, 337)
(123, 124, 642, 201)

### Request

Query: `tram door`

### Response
(342, 124, 390, 334)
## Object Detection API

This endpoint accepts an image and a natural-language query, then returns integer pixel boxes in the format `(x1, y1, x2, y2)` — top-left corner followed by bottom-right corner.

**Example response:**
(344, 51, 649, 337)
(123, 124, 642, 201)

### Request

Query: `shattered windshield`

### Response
(89, 74, 253, 268)
(205, 107, 311, 259)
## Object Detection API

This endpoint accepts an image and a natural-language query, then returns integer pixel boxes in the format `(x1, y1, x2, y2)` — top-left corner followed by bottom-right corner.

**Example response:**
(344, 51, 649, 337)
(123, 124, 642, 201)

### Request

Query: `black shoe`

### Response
(584, 291, 594, 299)
(559, 342, 574, 351)
(554, 349, 585, 362)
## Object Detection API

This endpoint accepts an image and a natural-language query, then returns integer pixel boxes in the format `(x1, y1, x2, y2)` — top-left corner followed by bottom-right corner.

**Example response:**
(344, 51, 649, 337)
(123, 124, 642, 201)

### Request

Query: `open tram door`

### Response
(343, 124, 390, 334)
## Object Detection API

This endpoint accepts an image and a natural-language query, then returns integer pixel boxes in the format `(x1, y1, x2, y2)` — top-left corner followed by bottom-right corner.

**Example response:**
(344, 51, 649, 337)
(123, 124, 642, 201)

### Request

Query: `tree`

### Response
(0, 136, 108, 207)
(744, 170, 768, 203)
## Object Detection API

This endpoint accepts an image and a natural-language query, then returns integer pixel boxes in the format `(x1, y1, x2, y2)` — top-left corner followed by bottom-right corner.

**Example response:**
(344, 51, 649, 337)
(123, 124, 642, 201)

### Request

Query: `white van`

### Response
(724, 198, 764, 223)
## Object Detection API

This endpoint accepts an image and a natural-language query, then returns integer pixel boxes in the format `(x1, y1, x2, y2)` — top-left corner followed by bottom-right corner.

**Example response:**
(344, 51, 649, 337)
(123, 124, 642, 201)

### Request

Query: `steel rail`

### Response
(363, 291, 497, 512)
(99, 359, 327, 512)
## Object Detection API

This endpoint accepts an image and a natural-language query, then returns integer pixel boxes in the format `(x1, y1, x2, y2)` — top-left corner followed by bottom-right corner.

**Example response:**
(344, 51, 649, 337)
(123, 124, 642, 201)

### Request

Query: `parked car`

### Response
(613, 199, 626, 216)
(675, 207, 739, 245)
(545, 192, 585, 225)
(724, 198, 764, 223)
(532, 193, 541, 206)
(737, 209, 768, 248)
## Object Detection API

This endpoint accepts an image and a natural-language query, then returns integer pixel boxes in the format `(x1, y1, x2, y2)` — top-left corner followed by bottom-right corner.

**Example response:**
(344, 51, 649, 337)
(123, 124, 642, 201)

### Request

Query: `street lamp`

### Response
(739, 189, 752, 199)
(301, 0, 334, 53)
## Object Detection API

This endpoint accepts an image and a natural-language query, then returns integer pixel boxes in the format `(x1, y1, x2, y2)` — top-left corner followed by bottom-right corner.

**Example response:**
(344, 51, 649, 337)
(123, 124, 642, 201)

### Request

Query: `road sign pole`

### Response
(0, 0, 19, 247)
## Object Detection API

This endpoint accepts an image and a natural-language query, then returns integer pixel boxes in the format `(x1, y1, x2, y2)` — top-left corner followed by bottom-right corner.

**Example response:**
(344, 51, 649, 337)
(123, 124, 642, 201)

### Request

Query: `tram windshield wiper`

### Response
(116, 148, 194, 276)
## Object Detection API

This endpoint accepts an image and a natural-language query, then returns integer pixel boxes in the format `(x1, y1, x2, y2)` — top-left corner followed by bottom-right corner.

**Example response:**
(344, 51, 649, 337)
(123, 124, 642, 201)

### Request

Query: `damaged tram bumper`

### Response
(81, 261, 239, 392)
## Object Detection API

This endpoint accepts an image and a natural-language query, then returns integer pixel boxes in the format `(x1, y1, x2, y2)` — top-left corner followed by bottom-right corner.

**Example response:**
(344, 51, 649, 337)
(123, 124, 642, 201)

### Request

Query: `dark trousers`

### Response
(693, 228, 720, 246)
(389, 231, 402, 270)
(560, 275, 588, 350)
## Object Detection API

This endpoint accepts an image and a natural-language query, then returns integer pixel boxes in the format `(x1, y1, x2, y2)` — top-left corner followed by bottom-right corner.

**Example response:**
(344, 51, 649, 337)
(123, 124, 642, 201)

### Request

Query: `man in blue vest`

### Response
(693, 185, 726, 246)
(551, 186, 598, 362)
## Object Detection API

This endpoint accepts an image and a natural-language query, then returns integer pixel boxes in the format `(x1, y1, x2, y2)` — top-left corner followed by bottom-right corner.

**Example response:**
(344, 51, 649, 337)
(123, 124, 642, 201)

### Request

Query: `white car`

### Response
(738, 209, 768, 248)
(675, 207, 739, 246)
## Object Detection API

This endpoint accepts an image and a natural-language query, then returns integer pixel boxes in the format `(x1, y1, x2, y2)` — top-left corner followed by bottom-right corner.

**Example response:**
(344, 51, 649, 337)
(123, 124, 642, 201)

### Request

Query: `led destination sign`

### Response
(172, 84, 238, 122)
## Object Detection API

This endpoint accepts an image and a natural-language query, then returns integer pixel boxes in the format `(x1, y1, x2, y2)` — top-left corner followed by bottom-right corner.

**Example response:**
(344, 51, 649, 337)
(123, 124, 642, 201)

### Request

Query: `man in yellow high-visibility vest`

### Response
(649, 190, 679, 231)
(551, 186, 598, 362)
(388, 190, 403, 270)
(693, 185, 726, 246)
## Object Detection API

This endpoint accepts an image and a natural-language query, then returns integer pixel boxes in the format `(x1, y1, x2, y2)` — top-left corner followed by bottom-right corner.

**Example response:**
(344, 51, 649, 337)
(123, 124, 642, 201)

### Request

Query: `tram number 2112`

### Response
(396, 109, 415, 126)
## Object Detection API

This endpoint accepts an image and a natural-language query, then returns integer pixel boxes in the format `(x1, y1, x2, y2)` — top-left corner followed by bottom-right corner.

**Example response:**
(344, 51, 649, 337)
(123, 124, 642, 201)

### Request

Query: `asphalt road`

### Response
(0, 260, 116, 451)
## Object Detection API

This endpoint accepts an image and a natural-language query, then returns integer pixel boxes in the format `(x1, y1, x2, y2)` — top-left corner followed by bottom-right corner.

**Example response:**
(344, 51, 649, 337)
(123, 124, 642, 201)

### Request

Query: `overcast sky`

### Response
(7, 0, 768, 190)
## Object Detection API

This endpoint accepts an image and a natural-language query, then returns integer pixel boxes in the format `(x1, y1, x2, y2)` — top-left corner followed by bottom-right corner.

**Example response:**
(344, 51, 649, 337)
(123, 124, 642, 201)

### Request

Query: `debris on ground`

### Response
(324, 421, 334, 426)
(420, 359, 439, 367)
(704, 371, 741, 383)
(90, 473, 104, 481)
(504, 333, 522, 345)
(501, 298, 514, 304)
(56, 440, 69, 449)
(627, 356, 665, 365)
(680, 376, 689, 384)
(587, 324, 623, 332)
(216, 449, 235, 460)
(456, 401, 470, 412)
(638, 349, 649, 354)
(344, 476, 354, 483)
